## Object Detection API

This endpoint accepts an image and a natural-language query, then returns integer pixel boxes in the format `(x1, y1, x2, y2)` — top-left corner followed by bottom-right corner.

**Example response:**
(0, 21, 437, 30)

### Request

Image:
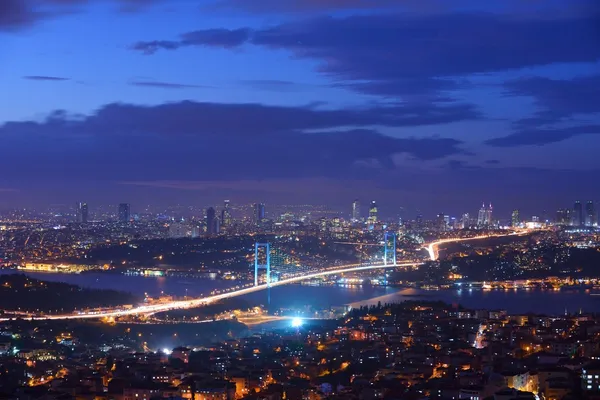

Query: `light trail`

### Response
(1, 231, 532, 321)
(424, 230, 531, 261)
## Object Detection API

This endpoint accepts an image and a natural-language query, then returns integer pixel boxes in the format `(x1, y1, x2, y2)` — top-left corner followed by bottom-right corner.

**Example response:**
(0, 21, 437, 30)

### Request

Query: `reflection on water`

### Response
(1, 270, 598, 315)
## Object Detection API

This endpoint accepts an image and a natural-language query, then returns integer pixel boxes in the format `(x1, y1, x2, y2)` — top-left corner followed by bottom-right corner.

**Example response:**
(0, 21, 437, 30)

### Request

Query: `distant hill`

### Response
(0, 273, 140, 314)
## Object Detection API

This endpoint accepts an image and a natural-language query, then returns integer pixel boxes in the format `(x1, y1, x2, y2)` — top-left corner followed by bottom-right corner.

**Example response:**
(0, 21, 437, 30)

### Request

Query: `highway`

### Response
(1, 231, 531, 321)
(425, 230, 531, 261)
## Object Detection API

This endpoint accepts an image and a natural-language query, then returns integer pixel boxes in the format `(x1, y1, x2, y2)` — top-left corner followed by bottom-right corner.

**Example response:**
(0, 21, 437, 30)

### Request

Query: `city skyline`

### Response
(4, 197, 599, 225)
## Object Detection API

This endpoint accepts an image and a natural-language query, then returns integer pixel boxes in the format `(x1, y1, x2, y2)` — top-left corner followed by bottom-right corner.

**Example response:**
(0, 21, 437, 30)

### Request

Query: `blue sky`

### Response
(0, 0, 599, 217)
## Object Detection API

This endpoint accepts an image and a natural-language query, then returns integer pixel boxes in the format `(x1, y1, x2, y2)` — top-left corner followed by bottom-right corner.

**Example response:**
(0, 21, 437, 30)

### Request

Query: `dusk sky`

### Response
(1, 0, 599, 217)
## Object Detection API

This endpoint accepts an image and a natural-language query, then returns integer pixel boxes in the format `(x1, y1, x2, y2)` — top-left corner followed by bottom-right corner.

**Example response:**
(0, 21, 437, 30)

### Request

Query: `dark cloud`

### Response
(506, 74, 600, 122)
(0, 100, 472, 185)
(0, 0, 40, 30)
(23, 75, 69, 81)
(132, 28, 251, 54)
(133, 13, 600, 79)
(488, 74, 600, 147)
(0, 0, 161, 30)
(210, 0, 598, 15)
(132, 12, 600, 103)
(130, 80, 211, 89)
(485, 125, 600, 147)
(339, 78, 469, 102)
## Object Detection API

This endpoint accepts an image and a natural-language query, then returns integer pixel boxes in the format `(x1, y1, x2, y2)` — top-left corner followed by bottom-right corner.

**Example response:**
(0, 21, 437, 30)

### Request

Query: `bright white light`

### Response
(291, 317, 302, 328)
(162, 348, 172, 355)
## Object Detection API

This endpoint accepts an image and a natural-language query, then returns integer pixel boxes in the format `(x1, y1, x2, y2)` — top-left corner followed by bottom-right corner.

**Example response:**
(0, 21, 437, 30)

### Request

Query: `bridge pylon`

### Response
(384, 231, 396, 266)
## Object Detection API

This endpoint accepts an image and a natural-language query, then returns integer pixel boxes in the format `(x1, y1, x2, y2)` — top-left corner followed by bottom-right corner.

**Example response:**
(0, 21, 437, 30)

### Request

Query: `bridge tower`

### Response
(254, 242, 271, 286)
(384, 232, 397, 266)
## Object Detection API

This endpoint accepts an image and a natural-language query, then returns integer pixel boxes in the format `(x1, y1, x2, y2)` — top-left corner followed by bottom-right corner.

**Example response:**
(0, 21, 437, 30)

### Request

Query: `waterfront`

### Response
(3, 270, 600, 316)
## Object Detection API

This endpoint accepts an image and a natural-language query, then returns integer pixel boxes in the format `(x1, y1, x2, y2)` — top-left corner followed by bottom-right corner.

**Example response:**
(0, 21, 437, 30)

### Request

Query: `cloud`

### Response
(487, 74, 600, 147)
(130, 80, 211, 89)
(210, 0, 598, 15)
(485, 125, 600, 147)
(0, 100, 472, 185)
(132, 11, 600, 103)
(23, 75, 70, 81)
(0, 0, 162, 31)
(506, 74, 600, 123)
(132, 28, 252, 54)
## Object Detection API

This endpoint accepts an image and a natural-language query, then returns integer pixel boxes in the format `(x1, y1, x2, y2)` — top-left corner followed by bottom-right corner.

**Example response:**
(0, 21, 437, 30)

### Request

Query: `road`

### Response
(425, 230, 531, 261)
(2, 231, 531, 321)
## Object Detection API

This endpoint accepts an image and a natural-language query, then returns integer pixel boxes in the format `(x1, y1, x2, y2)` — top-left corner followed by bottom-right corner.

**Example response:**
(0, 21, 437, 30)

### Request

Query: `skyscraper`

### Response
(77, 202, 88, 223)
(486, 204, 493, 226)
(206, 207, 219, 235)
(585, 201, 596, 227)
(436, 213, 447, 231)
(511, 210, 520, 227)
(351, 199, 360, 222)
(477, 203, 492, 227)
(556, 209, 568, 225)
(368, 201, 378, 224)
(461, 213, 470, 229)
(254, 203, 265, 226)
(573, 201, 583, 226)
(118, 203, 130, 222)
(477, 203, 486, 227)
(221, 200, 232, 227)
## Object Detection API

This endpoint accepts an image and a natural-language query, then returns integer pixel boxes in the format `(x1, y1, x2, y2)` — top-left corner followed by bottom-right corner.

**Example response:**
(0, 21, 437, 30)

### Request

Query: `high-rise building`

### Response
(254, 203, 265, 226)
(118, 203, 130, 222)
(461, 213, 470, 229)
(477, 203, 492, 227)
(77, 202, 88, 223)
(511, 210, 520, 227)
(573, 201, 583, 226)
(436, 213, 447, 231)
(556, 208, 569, 225)
(368, 201, 378, 224)
(351, 199, 360, 222)
(477, 203, 486, 227)
(206, 207, 219, 235)
(585, 201, 596, 227)
(221, 200, 232, 227)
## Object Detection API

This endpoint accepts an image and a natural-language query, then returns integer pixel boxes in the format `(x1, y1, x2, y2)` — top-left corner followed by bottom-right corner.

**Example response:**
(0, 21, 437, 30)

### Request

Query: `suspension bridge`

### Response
(0, 230, 529, 321)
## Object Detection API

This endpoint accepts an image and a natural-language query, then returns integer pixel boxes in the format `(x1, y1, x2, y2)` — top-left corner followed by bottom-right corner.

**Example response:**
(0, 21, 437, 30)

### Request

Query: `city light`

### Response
(291, 317, 303, 328)
(162, 348, 172, 355)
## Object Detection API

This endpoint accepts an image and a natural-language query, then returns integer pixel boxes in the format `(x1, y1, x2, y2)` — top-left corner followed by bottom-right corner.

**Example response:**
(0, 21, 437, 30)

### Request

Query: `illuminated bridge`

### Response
(0, 231, 531, 321)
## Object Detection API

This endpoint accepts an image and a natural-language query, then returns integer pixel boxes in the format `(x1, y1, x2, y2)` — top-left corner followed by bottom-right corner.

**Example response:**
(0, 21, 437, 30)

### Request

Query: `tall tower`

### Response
(254, 203, 265, 226)
(77, 202, 88, 223)
(511, 210, 520, 227)
(351, 199, 360, 222)
(485, 204, 493, 226)
(573, 201, 583, 226)
(585, 201, 596, 227)
(477, 203, 486, 227)
(206, 207, 218, 235)
(368, 201, 378, 225)
(118, 203, 130, 222)
(221, 200, 232, 227)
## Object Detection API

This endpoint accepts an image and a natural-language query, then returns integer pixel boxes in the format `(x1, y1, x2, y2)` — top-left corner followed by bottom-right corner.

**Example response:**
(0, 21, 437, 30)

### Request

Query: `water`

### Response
(0, 270, 236, 298)
(2, 270, 599, 316)
(348, 287, 600, 315)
